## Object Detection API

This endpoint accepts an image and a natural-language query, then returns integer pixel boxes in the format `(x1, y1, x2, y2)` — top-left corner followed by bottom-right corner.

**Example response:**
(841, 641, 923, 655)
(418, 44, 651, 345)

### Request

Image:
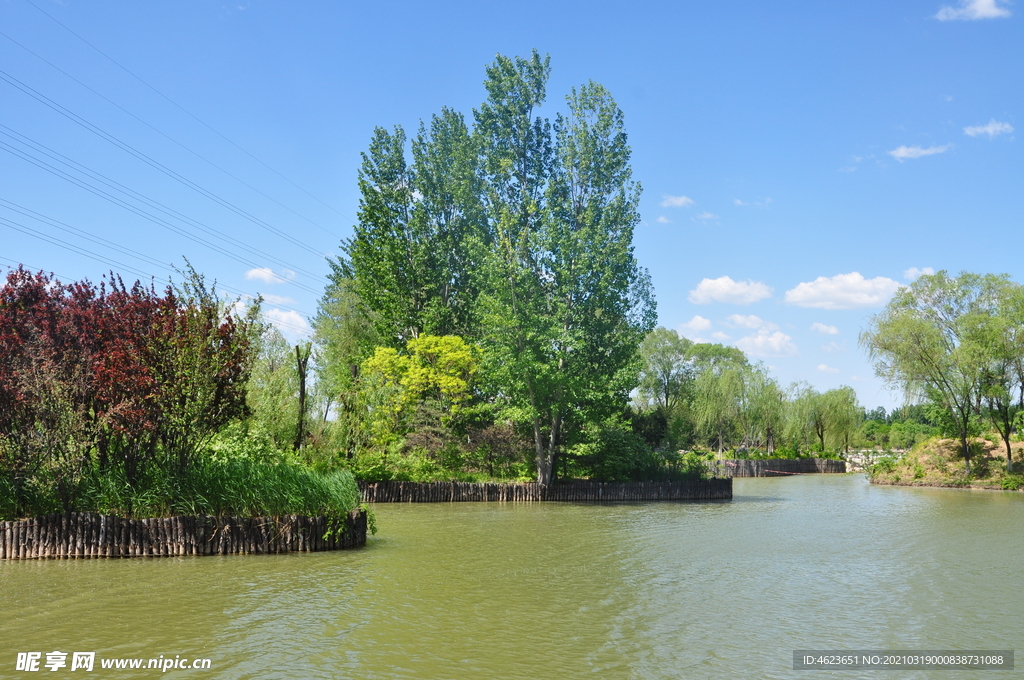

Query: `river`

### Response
(1, 475, 1021, 679)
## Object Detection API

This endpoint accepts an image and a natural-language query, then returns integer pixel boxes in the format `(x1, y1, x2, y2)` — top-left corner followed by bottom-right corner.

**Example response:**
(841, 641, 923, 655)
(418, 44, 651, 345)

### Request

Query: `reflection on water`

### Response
(2, 476, 1022, 679)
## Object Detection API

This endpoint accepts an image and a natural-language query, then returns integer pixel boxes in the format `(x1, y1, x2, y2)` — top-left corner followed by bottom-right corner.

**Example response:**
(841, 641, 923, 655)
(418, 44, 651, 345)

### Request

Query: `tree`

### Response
(637, 327, 694, 412)
(246, 327, 300, 450)
(741, 368, 786, 454)
(341, 108, 484, 346)
(475, 57, 655, 484)
(973, 282, 1024, 471)
(359, 335, 481, 451)
(824, 386, 861, 453)
(861, 271, 1009, 473)
(692, 366, 744, 456)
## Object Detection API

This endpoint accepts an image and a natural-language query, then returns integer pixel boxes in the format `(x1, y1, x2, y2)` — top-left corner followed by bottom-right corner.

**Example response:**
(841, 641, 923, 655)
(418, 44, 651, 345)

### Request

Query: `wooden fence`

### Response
(0, 508, 366, 560)
(706, 458, 846, 477)
(359, 479, 732, 503)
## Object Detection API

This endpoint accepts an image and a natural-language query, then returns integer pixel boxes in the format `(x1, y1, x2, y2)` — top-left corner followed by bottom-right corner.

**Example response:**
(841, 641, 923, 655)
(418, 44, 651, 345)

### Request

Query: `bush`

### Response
(871, 456, 899, 475)
(1001, 474, 1024, 491)
(569, 425, 705, 482)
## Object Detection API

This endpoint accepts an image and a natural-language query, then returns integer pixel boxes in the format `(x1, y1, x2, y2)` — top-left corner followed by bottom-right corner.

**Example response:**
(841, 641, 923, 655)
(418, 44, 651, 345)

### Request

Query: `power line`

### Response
(0, 28, 343, 240)
(22, 0, 349, 222)
(0, 129, 325, 295)
(0, 200, 319, 321)
(0, 67, 327, 258)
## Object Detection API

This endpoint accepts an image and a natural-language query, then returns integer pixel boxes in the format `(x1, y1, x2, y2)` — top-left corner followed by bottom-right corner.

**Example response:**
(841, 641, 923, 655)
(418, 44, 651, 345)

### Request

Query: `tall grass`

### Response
(78, 458, 359, 519)
(0, 425, 360, 521)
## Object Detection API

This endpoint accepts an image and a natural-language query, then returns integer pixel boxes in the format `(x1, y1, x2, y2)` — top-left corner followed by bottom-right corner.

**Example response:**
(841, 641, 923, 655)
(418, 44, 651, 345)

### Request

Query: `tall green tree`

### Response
(861, 271, 1009, 472)
(342, 108, 483, 345)
(740, 367, 786, 454)
(692, 366, 744, 456)
(475, 55, 655, 484)
(973, 282, 1024, 471)
(637, 327, 694, 412)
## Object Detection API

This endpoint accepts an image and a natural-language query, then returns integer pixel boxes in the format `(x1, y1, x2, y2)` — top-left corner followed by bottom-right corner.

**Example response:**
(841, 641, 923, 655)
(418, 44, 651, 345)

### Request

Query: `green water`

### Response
(1, 475, 1021, 679)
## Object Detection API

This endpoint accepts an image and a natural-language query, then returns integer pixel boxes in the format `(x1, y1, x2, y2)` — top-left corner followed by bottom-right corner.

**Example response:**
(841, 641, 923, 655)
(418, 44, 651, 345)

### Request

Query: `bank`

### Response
(869, 437, 1024, 491)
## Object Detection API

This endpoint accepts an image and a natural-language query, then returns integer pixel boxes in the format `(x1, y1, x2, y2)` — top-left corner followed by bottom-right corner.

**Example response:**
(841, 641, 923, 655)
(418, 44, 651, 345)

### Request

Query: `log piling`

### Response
(0, 509, 367, 560)
(706, 458, 846, 477)
(358, 479, 732, 503)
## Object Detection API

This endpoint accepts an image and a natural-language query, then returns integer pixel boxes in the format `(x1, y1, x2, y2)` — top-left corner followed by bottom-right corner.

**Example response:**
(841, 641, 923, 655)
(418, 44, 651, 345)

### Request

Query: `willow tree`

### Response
(861, 271, 1009, 472)
(637, 327, 694, 412)
(475, 53, 655, 484)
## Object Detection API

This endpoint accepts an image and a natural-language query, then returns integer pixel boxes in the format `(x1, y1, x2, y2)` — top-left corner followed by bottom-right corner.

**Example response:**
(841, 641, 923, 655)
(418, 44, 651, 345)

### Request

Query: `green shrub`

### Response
(1001, 474, 1024, 490)
(871, 456, 898, 475)
(569, 425, 705, 482)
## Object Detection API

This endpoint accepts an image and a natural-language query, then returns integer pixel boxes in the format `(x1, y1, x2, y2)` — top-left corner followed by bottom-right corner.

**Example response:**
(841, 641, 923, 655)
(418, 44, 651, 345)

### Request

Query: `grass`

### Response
(0, 426, 362, 521)
(869, 436, 1024, 490)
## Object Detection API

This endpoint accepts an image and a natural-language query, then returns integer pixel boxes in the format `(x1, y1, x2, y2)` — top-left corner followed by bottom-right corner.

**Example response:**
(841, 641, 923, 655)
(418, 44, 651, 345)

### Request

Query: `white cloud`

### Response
(245, 267, 295, 284)
(903, 266, 935, 280)
(695, 211, 719, 220)
(734, 199, 746, 206)
(656, 216, 671, 224)
(265, 308, 311, 339)
(735, 329, 799, 357)
(888, 144, 951, 161)
(710, 331, 731, 341)
(963, 119, 1014, 138)
(784, 272, 902, 310)
(817, 363, 840, 374)
(678, 315, 713, 341)
(262, 294, 295, 305)
(936, 0, 1011, 20)
(688, 276, 773, 305)
(811, 322, 840, 335)
(660, 195, 694, 208)
(726, 314, 778, 330)
(822, 341, 844, 353)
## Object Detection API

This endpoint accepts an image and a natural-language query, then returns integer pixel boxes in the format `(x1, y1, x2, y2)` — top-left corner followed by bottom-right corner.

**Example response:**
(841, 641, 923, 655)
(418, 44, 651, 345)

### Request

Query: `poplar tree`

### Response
(475, 55, 655, 484)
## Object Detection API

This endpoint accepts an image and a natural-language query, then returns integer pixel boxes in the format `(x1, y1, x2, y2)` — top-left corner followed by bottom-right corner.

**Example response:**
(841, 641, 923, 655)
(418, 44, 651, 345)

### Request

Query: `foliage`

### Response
(1001, 474, 1024, 491)
(861, 271, 1016, 472)
(358, 335, 481, 448)
(869, 436, 1024, 489)
(0, 421, 360, 521)
(0, 266, 259, 517)
(566, 422, 705, 482)
(341, 108, 483, 345)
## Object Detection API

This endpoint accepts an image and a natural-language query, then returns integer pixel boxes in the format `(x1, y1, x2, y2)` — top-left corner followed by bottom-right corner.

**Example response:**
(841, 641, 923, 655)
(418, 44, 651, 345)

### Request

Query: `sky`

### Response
(1, 0, 1021, 411)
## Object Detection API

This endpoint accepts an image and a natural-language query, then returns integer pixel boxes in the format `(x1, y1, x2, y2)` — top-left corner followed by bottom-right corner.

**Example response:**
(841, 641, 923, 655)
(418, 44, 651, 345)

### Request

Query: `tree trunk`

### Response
(960, 432, 972, 474)
(294, 344, 311, 451)
(533, 417, 551, 485)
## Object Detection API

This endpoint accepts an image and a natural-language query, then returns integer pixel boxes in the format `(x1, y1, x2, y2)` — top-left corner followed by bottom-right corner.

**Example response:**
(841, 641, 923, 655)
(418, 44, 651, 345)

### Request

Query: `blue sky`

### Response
(1, 0, 1021, 410)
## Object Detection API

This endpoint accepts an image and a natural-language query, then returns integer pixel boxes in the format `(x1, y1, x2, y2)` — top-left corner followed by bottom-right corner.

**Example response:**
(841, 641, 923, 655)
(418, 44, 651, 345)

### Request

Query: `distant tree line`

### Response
(630, 327, 866, 458)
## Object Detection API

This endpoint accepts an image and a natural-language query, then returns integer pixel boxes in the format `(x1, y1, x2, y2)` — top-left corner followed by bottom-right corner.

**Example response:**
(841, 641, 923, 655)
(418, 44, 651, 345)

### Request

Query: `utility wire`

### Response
(0, 131, 325, 295)
(0, 201, 317, 323)
(0, 28, 342, 239)
(22, 0, 349, 222)
(0, 124, 326, 284)
(0, 68, 327, 258)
